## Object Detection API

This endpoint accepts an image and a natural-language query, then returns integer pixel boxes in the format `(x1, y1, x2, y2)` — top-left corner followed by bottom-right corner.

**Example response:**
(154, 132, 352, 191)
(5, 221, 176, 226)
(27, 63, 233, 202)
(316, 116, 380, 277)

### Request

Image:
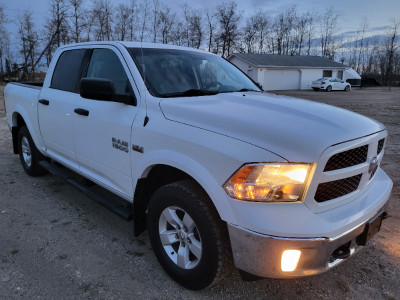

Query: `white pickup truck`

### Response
(4, 42, 393, 290)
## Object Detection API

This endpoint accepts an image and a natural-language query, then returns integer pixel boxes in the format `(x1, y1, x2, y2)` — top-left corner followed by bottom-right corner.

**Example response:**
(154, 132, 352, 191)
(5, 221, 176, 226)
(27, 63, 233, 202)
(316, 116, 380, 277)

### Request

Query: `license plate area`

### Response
(357, 212, 384, 246)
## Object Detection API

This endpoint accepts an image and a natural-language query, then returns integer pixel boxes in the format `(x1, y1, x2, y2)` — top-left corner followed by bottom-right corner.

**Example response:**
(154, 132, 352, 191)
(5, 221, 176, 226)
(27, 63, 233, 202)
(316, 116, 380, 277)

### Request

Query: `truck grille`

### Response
(377, 138, 385, 154)
(324, 145, 368, 171)
(308, 132, 387, 210)
(315, 174, 362, 202)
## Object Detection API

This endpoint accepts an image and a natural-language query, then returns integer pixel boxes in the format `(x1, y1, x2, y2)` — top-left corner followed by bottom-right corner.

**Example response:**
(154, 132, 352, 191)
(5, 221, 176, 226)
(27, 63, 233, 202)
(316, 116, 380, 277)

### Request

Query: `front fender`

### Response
(133, 149, 236, 224)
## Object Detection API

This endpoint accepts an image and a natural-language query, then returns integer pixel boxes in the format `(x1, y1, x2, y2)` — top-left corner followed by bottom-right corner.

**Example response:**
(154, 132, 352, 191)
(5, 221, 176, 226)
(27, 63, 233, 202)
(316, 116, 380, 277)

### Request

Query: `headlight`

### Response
(223, 163, 314, 202)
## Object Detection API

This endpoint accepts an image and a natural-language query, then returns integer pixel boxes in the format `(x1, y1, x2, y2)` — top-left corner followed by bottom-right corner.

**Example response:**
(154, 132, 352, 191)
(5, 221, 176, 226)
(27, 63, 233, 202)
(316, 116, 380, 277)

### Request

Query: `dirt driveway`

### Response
(1, 86, 399, 299)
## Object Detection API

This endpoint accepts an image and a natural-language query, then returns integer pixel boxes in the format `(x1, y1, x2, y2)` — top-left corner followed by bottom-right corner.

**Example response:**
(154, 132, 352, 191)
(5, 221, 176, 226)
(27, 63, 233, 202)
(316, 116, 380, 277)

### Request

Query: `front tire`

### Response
(147, 180, 230, 290)
(18, 126, 46, 176)
(326, 85, 332, 92)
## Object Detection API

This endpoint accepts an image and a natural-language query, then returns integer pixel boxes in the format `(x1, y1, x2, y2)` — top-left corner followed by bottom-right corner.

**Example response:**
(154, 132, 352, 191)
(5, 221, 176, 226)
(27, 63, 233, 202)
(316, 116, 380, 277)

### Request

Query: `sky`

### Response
(2, 0, 400, 50)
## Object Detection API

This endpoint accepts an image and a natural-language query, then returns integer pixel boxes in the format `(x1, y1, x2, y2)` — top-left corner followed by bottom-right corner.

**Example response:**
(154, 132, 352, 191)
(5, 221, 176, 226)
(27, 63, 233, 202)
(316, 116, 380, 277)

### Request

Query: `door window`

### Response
(51, 49, 86, 93)
(86, 49, 133, 96)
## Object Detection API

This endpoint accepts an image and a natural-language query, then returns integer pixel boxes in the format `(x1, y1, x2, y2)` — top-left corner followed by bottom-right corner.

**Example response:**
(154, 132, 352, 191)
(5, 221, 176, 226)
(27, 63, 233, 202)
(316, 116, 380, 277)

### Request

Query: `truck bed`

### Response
(10, 81, 43, 89)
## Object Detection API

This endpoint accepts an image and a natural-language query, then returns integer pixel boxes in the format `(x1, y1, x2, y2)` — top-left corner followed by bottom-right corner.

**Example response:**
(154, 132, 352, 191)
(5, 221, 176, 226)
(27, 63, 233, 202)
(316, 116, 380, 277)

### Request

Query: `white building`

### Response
(228, 53, 361, 90)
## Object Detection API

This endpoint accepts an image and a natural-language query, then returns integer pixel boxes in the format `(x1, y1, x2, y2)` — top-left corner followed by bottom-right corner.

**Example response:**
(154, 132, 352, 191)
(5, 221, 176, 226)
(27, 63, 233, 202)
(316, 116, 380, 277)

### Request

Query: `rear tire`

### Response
(326, 85, 332, 92)
(18, 126, 46, 176)
(147, 180, 231, 290)
(344, 85, 350, 92)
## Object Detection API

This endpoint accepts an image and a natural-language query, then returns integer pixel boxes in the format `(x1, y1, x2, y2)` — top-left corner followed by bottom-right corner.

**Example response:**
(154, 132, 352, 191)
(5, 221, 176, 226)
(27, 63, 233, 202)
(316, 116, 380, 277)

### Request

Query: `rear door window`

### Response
(51, 49, 86, 92)
(85, 49, 133, 96)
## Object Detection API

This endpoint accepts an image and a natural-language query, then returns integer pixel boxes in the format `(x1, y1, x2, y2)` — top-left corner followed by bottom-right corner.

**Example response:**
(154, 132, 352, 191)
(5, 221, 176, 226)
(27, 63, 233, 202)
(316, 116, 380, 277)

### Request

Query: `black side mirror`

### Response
(80, 77, 137, 105)
(80, 78, 115, 101)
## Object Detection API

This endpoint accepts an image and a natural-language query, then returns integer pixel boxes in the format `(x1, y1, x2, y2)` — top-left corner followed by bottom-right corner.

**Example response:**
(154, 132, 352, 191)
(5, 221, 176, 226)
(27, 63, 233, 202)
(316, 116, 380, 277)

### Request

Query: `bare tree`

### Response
(215, 1, 241, 57)
(69, 0, 85, 43)
(190, 12, 203, 49)
(114, 3, 132, 41)
(283, 5, 296, 55)
(137, 0, 149, 42)
(151, 0, 160, 43)
(205, 10, 216, 52)
(272, 12, 286, 55)
(253, 11, 269, 53)
(158, 4, 175, 44)
(384, 19, 400, 87)
(18, 12, 40, 80)
(242, 13, 258, 53)
(292, 12, 308, 55)
(181, 3, 191, 47)
(356, 17, 369, 73)
(92, 0, 113, 41)
(170, 20, 184, 46)
(47, 0, 70, 48)
(319, 7, 339, 59)
(0, 6, 9, 78)
(305, 12, 315, 56)
(127, 0, 137, 41)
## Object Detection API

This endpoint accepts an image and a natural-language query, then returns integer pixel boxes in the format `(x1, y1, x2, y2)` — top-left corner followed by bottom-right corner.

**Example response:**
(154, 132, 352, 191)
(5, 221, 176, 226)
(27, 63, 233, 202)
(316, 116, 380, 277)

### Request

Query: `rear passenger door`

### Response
(73, 47, 139, 199)
(38, 49, 87, 170)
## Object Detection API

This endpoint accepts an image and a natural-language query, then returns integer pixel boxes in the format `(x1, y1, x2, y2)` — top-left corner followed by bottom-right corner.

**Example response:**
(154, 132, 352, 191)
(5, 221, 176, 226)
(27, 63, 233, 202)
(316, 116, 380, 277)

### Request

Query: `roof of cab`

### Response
(57, 41, 208, 54)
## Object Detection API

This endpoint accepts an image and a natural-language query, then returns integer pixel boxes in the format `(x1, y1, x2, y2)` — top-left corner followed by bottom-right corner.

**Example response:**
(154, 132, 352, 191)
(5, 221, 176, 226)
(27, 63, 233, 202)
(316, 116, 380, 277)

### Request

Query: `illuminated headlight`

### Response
(223, 163, 314, 202)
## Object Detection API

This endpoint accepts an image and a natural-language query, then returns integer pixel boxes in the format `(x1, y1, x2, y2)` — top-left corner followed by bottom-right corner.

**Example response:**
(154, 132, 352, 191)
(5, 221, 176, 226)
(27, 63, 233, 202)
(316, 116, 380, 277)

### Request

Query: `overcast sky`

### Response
(2, 0, 400, 44)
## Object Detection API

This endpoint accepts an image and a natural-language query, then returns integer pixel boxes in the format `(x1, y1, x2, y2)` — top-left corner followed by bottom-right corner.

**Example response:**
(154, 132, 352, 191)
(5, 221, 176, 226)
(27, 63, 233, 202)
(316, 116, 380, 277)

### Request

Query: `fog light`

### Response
(281, 250, 301, 272)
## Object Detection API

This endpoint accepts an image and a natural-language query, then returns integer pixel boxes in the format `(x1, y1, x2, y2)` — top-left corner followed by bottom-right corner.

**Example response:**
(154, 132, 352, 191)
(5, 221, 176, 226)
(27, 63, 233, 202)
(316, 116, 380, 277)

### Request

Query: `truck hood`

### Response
(159, 92, 385, 162)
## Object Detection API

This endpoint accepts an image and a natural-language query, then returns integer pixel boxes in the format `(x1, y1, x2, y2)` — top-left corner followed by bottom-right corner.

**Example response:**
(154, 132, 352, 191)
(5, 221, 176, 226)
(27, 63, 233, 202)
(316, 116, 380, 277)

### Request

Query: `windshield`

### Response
(127, 48, 261, 97)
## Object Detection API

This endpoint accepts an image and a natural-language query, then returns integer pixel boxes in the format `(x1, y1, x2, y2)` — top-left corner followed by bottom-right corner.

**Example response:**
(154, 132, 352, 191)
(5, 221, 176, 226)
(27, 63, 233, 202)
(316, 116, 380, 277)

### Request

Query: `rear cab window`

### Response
(51, 49, 87, 93)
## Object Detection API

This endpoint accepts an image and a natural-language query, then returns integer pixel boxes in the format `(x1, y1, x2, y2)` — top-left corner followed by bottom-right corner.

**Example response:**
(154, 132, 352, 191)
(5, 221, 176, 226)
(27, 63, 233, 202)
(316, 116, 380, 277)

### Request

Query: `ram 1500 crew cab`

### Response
(4, 42, 393, 290)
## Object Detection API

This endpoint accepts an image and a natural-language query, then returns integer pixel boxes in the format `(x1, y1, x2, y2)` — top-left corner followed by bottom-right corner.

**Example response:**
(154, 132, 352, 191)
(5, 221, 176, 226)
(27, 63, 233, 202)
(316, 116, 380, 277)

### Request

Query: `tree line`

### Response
(0, 0, 399, 85)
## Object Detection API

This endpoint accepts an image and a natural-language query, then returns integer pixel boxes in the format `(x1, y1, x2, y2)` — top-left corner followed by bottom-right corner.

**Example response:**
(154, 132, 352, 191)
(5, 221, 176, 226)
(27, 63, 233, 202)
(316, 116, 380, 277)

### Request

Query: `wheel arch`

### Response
(11, 105, 46, 156)
(132, 152, 236, 237)
(11, 111, 28, 154)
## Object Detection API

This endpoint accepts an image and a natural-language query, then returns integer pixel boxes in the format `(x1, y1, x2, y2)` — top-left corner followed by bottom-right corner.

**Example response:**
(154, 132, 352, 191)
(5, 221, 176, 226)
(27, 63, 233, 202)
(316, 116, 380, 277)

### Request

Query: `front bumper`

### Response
(228, 210, 385, 278)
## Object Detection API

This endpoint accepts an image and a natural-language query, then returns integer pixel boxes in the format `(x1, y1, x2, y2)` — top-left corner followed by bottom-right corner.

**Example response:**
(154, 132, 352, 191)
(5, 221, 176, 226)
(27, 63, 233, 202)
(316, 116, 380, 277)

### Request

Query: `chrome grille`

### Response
(324, 145, 368, 172)
(315, 174, 362, 202)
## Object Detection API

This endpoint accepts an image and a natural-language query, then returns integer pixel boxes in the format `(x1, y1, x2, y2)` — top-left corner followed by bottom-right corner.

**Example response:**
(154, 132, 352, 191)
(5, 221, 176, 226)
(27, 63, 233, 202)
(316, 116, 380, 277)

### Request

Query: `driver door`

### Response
(73, 47, 139, 198)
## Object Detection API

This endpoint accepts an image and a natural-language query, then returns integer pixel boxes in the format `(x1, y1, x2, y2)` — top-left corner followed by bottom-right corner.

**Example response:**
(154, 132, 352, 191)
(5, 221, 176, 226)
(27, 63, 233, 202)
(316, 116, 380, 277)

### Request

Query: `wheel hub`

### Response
(21, 136, 32, 167)
(159, 206, 202, 269)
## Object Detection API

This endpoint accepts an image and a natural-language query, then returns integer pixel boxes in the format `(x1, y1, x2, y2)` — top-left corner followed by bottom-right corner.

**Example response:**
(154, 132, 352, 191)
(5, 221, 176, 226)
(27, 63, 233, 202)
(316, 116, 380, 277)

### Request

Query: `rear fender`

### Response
(11, 105, 46, 155)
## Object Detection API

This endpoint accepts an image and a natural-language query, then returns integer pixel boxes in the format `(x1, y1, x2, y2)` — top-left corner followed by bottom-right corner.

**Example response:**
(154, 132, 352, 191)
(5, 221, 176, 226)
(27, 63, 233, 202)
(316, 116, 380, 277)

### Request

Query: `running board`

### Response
(38, 161, 133, 221)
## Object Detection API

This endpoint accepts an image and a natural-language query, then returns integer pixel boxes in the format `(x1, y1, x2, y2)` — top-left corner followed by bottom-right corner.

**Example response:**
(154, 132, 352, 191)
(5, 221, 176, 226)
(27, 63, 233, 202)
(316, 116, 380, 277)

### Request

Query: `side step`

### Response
(38, 160, 133, 221)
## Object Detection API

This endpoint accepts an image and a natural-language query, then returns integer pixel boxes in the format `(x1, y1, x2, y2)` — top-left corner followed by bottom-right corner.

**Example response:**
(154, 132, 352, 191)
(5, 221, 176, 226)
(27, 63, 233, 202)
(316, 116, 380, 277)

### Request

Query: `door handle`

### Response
(74, 108, 89, 116)
(39, 99, 50, 105)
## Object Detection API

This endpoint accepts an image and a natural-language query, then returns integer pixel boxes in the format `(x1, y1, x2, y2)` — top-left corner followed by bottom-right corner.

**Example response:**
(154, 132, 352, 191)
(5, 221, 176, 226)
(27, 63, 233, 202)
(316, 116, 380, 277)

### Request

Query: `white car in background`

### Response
(311, 77, 351, 92)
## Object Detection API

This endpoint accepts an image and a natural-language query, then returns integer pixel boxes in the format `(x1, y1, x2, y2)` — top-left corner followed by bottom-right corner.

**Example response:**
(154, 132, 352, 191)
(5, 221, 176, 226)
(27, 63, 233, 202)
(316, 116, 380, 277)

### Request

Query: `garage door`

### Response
(263, 70, 301, 90)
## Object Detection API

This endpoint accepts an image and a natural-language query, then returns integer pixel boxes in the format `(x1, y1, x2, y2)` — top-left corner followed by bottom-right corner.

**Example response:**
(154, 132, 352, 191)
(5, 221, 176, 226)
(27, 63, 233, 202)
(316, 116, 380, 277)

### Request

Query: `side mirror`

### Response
(80, 78, 115, 101)
(80, 78, 136, 105)
(256, 82, 263, 90)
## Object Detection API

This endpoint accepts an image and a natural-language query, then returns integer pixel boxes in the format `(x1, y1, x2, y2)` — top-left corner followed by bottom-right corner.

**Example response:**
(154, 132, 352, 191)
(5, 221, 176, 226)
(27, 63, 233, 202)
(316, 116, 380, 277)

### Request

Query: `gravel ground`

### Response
(1, 86, 399, 299)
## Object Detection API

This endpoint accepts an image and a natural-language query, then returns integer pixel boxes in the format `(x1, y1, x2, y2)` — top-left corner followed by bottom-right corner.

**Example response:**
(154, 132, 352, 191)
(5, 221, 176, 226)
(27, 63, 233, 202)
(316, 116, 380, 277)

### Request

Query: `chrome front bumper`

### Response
(228, 211, 385, 278)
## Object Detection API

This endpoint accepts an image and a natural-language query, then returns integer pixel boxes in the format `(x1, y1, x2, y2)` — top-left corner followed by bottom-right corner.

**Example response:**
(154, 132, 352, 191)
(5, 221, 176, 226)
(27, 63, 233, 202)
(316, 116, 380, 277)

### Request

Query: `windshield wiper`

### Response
(162, 89, 219, 98)
(234, 88, 261, 92)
